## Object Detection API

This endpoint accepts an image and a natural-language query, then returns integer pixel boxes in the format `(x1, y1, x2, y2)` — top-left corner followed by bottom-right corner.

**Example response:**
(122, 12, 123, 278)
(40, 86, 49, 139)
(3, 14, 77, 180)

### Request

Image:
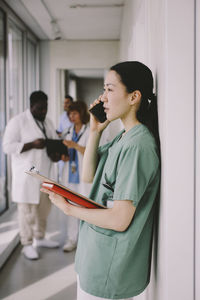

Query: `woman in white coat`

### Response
(3, 91, 59, 260)
(60, 101, 91, 251)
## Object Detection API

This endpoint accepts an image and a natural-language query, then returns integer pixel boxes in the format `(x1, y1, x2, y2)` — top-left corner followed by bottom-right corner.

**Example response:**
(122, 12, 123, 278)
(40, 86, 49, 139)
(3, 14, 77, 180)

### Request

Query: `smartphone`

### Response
(89, 101, 107, 123)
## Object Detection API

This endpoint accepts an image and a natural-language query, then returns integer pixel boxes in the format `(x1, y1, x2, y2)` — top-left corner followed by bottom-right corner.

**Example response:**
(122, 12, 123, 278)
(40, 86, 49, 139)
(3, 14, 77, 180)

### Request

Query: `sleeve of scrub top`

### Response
(3, 118, 24, 155)
(113, 145, 159, 207)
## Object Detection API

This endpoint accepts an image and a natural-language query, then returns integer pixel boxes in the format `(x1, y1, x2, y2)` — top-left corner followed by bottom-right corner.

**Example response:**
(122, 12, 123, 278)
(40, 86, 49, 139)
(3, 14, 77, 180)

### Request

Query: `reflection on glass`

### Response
(8, 21, 23, 119)
(27, 39, 37, 106)
(0, 10, 7, 213)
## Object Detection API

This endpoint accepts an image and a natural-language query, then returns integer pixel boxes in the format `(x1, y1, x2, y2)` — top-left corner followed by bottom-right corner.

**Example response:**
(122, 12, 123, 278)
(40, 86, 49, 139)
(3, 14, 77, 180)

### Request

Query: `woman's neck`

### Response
(121, 113, 141, 133)
(74, 123, 82, 133)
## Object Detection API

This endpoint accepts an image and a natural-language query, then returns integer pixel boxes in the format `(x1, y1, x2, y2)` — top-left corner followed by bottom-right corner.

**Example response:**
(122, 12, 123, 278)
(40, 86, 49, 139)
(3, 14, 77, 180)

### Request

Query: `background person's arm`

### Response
(63, 140, 86, 155)
(21, 139, 46, 153)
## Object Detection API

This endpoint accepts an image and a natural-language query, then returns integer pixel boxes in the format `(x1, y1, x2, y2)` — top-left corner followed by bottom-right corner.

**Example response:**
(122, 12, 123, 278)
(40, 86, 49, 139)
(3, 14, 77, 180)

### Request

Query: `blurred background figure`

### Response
(60, 101, 91, 252)
(57, 95, 74, 181)
(2, 91, 59, 260)
(57, 95, 73, 136)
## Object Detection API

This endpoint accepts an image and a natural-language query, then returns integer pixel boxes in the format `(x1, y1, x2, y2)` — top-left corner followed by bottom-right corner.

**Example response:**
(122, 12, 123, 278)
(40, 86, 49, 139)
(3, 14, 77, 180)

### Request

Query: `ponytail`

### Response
(137, 94, 160, 156)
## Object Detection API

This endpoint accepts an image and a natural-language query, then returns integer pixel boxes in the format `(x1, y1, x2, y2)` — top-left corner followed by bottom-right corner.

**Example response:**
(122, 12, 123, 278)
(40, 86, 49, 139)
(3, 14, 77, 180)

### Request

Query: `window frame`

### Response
(0, 0, 39, 214)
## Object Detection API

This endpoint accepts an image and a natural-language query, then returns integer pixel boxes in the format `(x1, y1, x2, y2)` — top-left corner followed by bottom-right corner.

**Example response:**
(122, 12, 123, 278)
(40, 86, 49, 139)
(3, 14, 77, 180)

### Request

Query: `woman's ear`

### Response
(129, 90, 142, 105)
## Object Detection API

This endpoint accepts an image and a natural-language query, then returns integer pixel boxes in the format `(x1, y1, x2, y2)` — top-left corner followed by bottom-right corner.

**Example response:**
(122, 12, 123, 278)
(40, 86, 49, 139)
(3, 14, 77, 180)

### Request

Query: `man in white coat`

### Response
(3, 91, 59, 260)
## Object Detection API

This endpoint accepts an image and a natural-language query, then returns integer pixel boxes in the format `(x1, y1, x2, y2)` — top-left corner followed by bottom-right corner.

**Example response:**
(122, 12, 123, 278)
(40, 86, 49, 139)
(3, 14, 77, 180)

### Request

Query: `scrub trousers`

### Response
(17, 192, 51, 246)
(77, 276, 134, 300)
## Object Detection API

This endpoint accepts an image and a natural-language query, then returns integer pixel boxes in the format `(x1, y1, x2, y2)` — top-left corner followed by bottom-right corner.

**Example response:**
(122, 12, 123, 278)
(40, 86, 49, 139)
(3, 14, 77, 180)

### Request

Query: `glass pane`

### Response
(0, 10, 7, 213)
(8, 21, 23, 119)
(27, 39, 36, 106)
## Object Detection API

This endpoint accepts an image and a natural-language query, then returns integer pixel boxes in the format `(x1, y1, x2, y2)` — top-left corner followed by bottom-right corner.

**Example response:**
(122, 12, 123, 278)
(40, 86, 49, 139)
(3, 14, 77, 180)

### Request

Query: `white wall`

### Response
(40, 40, 119, 127)
(196, 1, 200, 299)
(119, 0, 195, 300)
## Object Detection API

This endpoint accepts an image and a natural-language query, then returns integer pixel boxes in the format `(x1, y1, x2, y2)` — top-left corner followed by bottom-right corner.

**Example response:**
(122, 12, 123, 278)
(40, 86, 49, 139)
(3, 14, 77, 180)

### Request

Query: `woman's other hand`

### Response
(63, 139, 85, 155)
(63, 139, 77, 149)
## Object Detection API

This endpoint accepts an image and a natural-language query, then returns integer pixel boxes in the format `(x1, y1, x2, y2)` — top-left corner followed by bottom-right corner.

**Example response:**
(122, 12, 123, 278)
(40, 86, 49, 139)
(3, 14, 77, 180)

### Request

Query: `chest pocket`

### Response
(101, 142, 122, 207)
(103, 145, 121, 189)
(101, 173, 115, 208)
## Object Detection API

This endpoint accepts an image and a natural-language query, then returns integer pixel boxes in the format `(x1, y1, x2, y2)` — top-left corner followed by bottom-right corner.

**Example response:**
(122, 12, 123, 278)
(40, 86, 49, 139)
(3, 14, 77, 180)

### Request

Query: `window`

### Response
(0, 9, 7, 213)
(0, 2, 39, 214)
(27, 38, 37, 104)
(8, 20, 24, 119)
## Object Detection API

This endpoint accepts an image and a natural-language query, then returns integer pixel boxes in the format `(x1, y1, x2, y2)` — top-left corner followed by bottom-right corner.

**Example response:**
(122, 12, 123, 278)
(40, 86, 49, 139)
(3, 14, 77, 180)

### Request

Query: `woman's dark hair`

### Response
(68, 101, 90, 124)
(30, 90, 48, 106)
(110, 61, 160, 153)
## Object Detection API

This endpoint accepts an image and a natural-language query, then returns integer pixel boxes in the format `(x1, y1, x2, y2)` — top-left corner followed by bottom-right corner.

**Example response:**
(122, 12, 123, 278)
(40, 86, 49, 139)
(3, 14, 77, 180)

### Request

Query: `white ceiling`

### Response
(6, 0, 125, 40)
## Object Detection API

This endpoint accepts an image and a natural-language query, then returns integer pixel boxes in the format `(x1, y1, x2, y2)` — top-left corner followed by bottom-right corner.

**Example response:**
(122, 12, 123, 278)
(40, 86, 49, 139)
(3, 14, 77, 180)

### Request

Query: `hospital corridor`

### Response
(0, 0, 200, 300)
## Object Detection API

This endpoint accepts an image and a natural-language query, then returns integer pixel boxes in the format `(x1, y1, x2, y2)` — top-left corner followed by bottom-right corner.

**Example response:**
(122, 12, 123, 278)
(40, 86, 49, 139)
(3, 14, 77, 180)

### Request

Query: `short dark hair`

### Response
(30, 91, 48, 106)
(68, 101, 90, 124)
(65, 95, 73, 102)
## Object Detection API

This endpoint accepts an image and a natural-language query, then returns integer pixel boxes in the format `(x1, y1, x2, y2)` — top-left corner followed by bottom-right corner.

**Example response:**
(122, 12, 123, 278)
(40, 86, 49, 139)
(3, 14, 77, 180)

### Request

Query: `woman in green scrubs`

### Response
(41, 61, 160, 300)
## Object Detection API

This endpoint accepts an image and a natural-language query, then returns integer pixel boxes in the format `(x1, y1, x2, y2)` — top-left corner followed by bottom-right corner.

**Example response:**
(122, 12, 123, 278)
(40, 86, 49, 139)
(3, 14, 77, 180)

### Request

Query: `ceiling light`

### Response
(51, 20, 61, 40)
(41, 0, 62, 40)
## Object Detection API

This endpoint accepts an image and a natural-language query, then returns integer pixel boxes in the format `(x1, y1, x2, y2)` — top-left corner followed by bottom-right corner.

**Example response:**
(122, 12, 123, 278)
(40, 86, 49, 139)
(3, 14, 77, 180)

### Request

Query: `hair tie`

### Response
(148, 93, 156, 104)
(148, 93, 155, 100)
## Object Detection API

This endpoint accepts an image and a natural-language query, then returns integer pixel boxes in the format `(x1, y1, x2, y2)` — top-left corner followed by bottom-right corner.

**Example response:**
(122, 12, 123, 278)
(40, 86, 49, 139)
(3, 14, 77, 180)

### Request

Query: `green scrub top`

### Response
(75, 124, 160, 299)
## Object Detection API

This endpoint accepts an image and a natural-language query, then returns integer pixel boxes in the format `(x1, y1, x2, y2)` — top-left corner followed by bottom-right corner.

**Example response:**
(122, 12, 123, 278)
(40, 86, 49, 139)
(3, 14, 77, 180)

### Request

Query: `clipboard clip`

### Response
(29, 166, 39, 174)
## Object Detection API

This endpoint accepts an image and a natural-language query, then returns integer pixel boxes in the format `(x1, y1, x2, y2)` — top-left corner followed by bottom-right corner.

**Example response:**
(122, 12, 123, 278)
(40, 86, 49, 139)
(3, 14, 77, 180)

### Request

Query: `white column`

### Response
(119, 0, 195, 300)
(195, 0, 200, 299)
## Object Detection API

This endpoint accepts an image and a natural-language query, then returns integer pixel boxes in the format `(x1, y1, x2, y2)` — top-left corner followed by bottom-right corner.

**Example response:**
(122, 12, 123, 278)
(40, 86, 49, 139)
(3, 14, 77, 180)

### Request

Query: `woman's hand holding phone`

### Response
(89, 96, 110, 133)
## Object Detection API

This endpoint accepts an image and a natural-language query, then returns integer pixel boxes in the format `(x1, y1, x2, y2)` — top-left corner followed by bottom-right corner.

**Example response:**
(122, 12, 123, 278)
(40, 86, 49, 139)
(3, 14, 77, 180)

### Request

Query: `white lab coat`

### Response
(61, 124, 92, 197)
(3, 109, 57, 204)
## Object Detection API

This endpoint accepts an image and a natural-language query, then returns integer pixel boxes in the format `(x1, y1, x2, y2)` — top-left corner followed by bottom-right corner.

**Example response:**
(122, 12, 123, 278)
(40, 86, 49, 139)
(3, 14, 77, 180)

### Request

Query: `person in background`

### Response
(57, 95, 73, 135)
(60, 101, 91, 252)
(57, 95, 74, 181)
(41, 61, 160, 300)
(3, 91, 59, 260)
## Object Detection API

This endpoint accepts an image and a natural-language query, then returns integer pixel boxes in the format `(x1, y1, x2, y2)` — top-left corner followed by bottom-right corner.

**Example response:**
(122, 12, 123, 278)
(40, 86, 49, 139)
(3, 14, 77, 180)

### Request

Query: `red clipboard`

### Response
(25, 170, 106, 209)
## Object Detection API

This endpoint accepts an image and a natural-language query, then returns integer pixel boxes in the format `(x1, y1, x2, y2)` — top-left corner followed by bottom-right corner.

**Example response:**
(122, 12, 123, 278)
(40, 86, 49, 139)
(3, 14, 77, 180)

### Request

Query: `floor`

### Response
(0, 206, 77, 300)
